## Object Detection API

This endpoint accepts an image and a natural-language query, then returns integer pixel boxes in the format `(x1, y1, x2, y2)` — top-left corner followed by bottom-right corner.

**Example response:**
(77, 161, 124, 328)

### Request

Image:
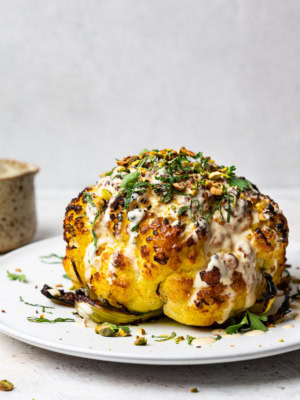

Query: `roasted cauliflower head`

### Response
(63, 148, 288, 326)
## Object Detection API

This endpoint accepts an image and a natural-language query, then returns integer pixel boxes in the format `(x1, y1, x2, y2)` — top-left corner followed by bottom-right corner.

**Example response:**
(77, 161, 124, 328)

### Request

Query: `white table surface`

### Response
(1, 187, 300, 400)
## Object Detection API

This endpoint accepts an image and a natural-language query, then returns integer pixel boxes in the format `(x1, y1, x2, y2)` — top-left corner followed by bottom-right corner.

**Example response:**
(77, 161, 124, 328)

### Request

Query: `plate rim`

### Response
(0, 236, 300, 365)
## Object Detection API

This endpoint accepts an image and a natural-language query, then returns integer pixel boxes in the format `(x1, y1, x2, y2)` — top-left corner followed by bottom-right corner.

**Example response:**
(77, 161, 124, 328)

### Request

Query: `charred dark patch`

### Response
(111, 195, 125, 211)
(261, 273, 277, 311)
(65, 203, 83, 215)
(71, 259, 83, 284)
(41, 284, 75, 307)
(186, 237, 195, 247)
(276, 222, 288, 243)
(140, 245, 150, 259)
(266, 203, 275, 214)
(255, 228, 271, 247)
(113, 252, 127, 269)
(154, 252, 169, 265)
(200, 267, 221, 287)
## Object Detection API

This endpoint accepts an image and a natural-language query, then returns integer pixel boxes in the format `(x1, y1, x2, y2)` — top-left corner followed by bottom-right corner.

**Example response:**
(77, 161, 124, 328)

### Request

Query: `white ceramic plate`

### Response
(0, 236, 300, 365)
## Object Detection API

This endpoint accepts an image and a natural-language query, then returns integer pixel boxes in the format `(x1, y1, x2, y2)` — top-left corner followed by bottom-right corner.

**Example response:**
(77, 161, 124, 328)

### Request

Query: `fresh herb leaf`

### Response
(131, 224, 139, 232)
(63, 274, 71, 280)
(247, 311, 268, 332)
(186, 335, 196, 345)
(92, 210, 101, 249)
(226, 311, 268, 334)
(178, 206, 189, 216)
(27, 317, 75, 323)
(226, 165, 236, 178)
(215, 335, 222, 341)
(83, 192, 96, 207)
(105, 170, 113, 176)
(120, 171, 140, 189)
(225, 194, 232, 223)
(39, 253, 63, 264)
(7, 271, 27, 283)
(226, 313, 249, 334)
(152, 332, 177, 342)
(228, 177, 252, 191)
(20, 296, 55, 312)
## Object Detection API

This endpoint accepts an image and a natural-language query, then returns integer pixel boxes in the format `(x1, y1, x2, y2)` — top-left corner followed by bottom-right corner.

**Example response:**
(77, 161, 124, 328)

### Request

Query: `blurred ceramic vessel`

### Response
(0, 160, 39, 253)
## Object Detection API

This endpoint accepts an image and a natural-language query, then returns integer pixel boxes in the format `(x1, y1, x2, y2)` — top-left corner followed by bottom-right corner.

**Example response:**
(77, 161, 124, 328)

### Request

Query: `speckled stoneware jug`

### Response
(0, 160, 39, 253)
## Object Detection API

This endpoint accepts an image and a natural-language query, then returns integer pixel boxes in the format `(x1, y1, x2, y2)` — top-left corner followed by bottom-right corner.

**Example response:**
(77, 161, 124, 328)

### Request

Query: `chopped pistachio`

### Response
(210, 186, 223, 196)
(134, 336, 147, 346)
(117, 328, 131, 337)
(136, 328, 146, 336)
(0, 380, 14, 391)
(95, 324, 117, 337)
(208, 171, 222, 180)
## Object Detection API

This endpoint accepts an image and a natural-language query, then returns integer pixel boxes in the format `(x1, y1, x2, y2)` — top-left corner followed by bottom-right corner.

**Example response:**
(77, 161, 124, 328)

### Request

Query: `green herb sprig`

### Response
(7, 271, 27, 283)
(27, 317, 75, 323)
(226, 311, 268, 334)
(186, 335, 195, 345)
(152, 332, 176, 342)
(20, 296, 55, 313)
(39, 254, 63, 264)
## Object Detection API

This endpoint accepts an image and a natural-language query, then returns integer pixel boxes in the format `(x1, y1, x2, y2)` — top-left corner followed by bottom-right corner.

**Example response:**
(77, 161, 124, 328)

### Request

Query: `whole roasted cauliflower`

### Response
(63, 148, 288, 326)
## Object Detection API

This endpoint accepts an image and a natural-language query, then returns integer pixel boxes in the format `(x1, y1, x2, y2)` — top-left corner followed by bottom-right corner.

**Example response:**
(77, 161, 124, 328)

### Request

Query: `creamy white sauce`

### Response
(282, 324, 295, 330)
(192, 337, 216, 346)
(127, 208, 146, 243)
(189, 206, 258, 323)
(106, 249, 119, 284)
(47, 288, 61, 297)
(244, 330, 265, 336)
(85, 202, 98, 224)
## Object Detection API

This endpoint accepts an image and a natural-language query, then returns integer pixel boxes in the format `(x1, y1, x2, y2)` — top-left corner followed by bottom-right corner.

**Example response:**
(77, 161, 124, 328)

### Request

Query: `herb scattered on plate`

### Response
(7, 271, 27, 283)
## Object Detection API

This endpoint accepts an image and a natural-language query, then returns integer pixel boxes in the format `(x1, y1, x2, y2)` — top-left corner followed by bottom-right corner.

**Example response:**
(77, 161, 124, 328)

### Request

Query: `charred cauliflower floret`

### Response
(63, 148, 288, 326)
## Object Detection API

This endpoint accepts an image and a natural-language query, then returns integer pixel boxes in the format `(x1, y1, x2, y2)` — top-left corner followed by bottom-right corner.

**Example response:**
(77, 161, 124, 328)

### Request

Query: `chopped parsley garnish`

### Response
(7, 271, 27, 283)
(20, 296, 55, 312)
(152, 332, 176, 342)
(131, 224, 139, 232)
(228, 177, 252, 191)
(40, 253, 64, 264)
(27, 317, 75, 323)
(120, 171, 140, 189)
(83, 192, 96, 207)
(215, 335, 222, 341)
(226, 311, 268, 334)
(92, 210, 101, 249)
(178, 206, 189, 216)
(186, 335, 195, 345)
